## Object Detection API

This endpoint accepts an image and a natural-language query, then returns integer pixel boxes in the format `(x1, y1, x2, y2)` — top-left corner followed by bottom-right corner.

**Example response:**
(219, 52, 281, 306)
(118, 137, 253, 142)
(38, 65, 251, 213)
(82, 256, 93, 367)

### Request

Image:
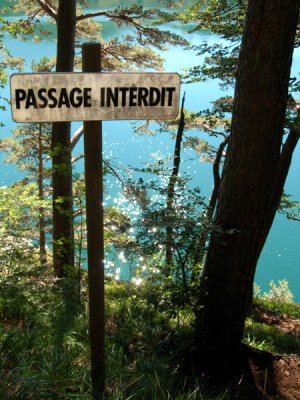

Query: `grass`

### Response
(0, 262, 299, 399)
(255, 299, 300, 318)
(244, 319, 300, 355)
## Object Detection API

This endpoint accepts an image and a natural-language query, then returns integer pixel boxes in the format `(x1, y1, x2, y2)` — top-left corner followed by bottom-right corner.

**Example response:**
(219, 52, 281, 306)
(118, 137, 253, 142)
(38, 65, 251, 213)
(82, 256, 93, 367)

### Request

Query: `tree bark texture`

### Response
(52, 0, 76, 277)
(195, 0, 300, 361)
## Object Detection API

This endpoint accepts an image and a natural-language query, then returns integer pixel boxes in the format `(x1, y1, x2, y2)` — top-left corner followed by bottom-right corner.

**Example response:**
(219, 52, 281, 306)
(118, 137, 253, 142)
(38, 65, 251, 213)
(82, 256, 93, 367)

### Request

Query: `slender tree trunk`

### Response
(38, 123, 47, 267)
(52, 0, 76, 277)
(194, 0, 300, 367)
(165, 94, 185, 276)
(192, 137, 228, 281)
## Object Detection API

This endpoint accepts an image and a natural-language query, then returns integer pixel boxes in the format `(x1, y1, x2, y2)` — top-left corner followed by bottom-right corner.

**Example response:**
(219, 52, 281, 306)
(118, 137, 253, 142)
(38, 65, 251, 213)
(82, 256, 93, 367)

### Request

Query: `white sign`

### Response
(10, 72, 180, 122)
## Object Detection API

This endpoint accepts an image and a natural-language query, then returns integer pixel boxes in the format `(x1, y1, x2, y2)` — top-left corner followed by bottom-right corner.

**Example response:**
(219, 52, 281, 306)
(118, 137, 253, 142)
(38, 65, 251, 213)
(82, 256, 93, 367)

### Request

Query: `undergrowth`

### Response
(0, 261, 299, 399)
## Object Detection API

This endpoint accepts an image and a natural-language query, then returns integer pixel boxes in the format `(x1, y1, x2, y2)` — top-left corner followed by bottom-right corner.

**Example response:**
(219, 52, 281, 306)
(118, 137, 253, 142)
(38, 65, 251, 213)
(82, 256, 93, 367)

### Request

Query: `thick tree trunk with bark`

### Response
(194, 0, 300, 366)
(52, 0, 76, 277)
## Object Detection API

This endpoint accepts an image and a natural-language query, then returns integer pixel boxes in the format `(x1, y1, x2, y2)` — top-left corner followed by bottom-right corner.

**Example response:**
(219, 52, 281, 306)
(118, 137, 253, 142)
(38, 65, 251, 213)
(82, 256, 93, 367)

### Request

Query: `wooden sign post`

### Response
(82, 43, 105, 399)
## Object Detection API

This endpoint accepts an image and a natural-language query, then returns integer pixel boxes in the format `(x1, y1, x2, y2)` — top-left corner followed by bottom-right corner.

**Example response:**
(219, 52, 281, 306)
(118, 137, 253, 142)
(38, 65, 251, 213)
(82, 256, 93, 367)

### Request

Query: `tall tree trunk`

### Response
(165, 94, 185, 276)
(52, 0, 76, 277)
(194, 0, 300, 367)
(38, 123, 47, 267)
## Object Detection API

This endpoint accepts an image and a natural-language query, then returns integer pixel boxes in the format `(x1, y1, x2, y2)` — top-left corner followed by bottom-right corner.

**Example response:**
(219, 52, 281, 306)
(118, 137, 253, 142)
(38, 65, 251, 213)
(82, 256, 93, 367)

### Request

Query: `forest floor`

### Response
(1, 265, 300, 399)
(245, 306, 300, 399)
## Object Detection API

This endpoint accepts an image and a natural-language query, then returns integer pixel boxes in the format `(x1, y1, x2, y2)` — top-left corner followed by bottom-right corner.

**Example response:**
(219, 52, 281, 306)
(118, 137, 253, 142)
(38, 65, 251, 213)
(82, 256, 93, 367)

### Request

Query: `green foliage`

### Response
(244, 320, 300, 356)
(0, 17, 24, 114)
(164, 0, 247, 86)
(0, 259, 230, 399)
(279, 193, 300, 221)
(104, 205, 133, 248)
(255, 279, 295, 305)
(0, 269, 90, 399)
(254, 280, 300, 316)
(124, 157, 205, 288)
(3, 1, 189, 71)
(0, 19, 7, 89)
(0, 182, 50, 261)
(134, 99, 230, 161)
(72, 170, 136, 272)
(246, 282, 300, 355)
(0, 122, 52, 178)
(31, 56, 55, 72)
(262, 280, 294, 304)
(0, 252, 299, 399)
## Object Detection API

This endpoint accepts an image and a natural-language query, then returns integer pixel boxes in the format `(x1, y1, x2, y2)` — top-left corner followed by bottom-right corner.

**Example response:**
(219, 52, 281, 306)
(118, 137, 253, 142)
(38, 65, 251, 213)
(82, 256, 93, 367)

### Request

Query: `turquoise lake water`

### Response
(1, 0, 300, 301)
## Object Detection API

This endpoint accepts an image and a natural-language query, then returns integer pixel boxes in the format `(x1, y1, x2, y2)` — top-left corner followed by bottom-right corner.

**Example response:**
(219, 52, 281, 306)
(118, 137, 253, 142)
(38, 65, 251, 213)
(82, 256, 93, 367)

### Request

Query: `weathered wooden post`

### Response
(82, 42, 105, 399)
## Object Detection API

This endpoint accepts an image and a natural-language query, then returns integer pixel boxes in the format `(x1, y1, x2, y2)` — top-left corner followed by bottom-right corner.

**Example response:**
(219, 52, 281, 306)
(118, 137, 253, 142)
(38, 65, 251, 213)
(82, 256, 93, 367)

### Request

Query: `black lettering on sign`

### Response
(15, 89, 27, 109)
(98, 86, 177, 108)
(25, 89, 38, 109)
(119, 88, 129, 106)
(129, 87, 137, 107)
(160, 88, 166, 107)
(15, 87, 94, 110)
(107, 88, 118, 107)
(57, 88, 70, 108)
(48, 88, 58, 108)
(37, 88, 48, 108)
(69, 87, 83, 108)
(138, 87, 149, 106)
(149, 87, 160, 106)
(166, 87, 175, 106)
(100, 88, 105, 107)
(83, 88, 92, 107)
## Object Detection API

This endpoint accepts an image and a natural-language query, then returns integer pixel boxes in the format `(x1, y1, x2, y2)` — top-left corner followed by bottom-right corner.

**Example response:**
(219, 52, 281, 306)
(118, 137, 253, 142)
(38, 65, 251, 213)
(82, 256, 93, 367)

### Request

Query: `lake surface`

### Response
(1, 1, 300, 301)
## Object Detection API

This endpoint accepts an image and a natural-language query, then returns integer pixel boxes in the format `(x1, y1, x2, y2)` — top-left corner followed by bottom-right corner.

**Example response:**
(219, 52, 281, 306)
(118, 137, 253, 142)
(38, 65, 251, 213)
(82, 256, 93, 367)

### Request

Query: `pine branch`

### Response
(76, 8, 188, 49)
(36, 0, 57, 20)
(278, 106, 300, 190)
(278, 128, 299, 191)
(192, 137, 228, 279)
(70, 125, 84, 151)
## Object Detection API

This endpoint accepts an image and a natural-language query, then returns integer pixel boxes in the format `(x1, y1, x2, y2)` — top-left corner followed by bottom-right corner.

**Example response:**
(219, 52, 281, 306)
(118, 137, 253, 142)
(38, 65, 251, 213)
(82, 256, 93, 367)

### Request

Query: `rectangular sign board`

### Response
(10, 72, 180, 123)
